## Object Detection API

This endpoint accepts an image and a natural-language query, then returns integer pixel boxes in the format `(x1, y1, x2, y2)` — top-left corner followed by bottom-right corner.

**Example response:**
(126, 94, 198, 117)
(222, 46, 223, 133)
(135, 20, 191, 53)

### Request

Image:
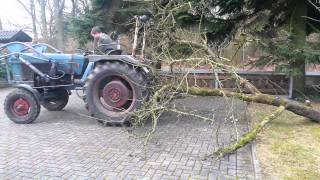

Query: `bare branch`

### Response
(302, 16, 320, 23)
(17, 0, 33, 15)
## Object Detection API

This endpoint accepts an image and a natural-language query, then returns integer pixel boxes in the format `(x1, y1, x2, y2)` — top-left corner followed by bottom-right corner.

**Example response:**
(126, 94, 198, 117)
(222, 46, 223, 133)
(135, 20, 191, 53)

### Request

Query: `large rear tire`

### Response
(84, 61, 148, 125)
(41, 89, 69, 111)
(4, 89, 41, 124)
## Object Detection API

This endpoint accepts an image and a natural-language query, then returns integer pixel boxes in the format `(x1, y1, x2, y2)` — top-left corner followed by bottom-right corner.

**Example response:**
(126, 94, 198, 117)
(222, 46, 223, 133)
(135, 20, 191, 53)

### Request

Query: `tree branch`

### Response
(213, 106, 285, 158)
(181, 87, 320, 122)
(17, 0, 32, 15)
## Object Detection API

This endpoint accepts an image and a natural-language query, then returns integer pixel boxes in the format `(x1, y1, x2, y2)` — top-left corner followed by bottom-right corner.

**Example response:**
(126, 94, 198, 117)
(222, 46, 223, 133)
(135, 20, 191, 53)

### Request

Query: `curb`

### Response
(247, 105, 262, 180)
(0, 81, 9, 89)
(251, 140, 262, 180)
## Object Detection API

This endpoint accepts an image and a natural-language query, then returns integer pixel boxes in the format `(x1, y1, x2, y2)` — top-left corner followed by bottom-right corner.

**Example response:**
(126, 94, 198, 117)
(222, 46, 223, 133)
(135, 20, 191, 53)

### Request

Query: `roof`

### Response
(0, 30, 32, 43)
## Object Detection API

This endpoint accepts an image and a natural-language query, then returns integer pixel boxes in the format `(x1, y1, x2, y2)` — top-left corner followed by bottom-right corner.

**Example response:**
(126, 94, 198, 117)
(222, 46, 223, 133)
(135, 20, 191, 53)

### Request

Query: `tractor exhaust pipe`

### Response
(19, 56, 50, 81)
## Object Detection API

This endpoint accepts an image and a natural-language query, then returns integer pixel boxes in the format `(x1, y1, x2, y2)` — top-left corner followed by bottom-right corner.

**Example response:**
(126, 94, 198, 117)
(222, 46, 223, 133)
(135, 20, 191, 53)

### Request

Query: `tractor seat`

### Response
(106, 49, 123, 55)
(97, 43, 123, 55)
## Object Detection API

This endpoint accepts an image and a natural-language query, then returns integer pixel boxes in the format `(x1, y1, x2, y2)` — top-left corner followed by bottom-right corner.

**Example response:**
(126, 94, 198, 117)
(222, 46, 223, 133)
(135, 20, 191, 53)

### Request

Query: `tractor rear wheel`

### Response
(4, 89, 41, 124)
(41, 89, 69, 111)
(84, 61, 148, 125)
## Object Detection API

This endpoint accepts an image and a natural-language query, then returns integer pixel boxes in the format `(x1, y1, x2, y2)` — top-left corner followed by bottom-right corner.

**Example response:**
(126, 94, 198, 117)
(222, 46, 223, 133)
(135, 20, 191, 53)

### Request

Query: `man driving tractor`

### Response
(90, 26, 114, 53)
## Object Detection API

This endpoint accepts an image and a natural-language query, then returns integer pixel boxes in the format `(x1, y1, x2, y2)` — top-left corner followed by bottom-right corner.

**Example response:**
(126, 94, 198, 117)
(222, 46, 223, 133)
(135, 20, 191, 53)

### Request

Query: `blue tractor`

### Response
(0, 42, 150, 125)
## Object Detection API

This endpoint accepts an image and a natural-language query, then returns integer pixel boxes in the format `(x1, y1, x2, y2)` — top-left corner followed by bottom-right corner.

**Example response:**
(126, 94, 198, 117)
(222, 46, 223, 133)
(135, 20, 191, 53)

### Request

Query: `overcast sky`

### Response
(0, 0, 72, 36)
(0, 0, 30, 30)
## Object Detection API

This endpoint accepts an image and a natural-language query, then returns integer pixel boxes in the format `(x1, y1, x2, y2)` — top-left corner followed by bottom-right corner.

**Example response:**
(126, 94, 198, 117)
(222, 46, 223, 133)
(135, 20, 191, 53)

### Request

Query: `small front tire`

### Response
(4, 89, 41, 124)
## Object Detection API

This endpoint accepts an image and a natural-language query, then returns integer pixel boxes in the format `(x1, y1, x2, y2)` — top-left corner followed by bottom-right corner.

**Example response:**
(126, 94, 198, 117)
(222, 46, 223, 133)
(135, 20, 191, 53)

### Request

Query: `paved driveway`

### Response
(0, 88, 256, 180)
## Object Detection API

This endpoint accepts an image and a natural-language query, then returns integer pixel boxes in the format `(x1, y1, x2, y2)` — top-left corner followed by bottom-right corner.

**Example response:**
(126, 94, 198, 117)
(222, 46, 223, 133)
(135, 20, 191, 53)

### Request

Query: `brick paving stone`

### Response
(172, 169, 183, 177)
(0, 88, 256, 179)
(151, 173, 162, 180)
(167, 164, 176, 172)
(145, 169, 156, 177)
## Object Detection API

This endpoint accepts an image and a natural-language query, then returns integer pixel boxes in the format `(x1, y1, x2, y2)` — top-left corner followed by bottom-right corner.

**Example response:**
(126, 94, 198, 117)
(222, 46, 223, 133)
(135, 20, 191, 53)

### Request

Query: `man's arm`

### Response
(93, 35, 99, 50)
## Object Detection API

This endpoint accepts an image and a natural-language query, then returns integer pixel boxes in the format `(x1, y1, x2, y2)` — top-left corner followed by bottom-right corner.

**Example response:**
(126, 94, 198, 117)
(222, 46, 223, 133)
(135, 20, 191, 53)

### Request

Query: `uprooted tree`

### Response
(151, 0, 320, 98)
(129, 0, 320, 158)
(69, 0, 320, 158)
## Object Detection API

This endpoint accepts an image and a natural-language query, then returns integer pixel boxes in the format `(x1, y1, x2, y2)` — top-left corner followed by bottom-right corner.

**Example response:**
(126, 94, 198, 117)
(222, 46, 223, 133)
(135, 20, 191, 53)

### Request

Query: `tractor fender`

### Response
(88, 55, 146, 68)
(14, 84, 42, 102)
(80, 55, 152, 83)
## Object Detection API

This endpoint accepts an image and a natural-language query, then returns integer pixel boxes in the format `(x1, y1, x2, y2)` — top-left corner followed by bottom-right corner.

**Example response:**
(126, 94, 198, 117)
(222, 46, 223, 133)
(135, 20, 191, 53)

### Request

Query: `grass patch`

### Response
(249, 103, 320, 180)
(271, 141, 315, 165)
(284, 169, 320, 180)
(310, 127, 320, 140)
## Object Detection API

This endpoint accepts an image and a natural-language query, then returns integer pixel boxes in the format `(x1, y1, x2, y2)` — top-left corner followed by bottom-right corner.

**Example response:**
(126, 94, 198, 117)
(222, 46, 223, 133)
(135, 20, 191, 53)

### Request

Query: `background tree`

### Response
(38, 0, 49, 42)
(54, 0, 65, 50)
(47, 0, 56, 40)
(68, 0, 151, 46)
(71, 0, 79, 17)
(17, 0, 39, 42)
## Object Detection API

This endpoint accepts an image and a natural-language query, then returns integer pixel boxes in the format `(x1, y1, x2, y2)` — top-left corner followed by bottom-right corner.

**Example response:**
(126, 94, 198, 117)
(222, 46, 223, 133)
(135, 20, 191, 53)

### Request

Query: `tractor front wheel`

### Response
(4, 89, 41, 124)
(84, 61, 148, 125)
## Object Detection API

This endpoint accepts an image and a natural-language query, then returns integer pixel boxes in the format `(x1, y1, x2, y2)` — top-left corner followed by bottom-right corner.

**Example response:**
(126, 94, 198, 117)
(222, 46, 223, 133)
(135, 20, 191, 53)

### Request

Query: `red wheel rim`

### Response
(12, 98, 30, 116)
(93, 75, 137, 118)
(102, 79, 132, 108)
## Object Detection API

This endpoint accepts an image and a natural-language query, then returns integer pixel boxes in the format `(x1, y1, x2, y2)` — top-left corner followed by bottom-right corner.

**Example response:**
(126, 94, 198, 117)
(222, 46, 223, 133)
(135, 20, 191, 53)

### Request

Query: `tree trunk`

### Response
(38, 0, 49, 42)
(54, 0, 65, 50)
(71, 0, 78, 17)
(17, 0, 38, 42)
(290, 0, 307, 98)
(30, 0, 38, 42)
(100, 0, 122, 30)
(183, 87, 320, 122)
(47, 0, 54, 40)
